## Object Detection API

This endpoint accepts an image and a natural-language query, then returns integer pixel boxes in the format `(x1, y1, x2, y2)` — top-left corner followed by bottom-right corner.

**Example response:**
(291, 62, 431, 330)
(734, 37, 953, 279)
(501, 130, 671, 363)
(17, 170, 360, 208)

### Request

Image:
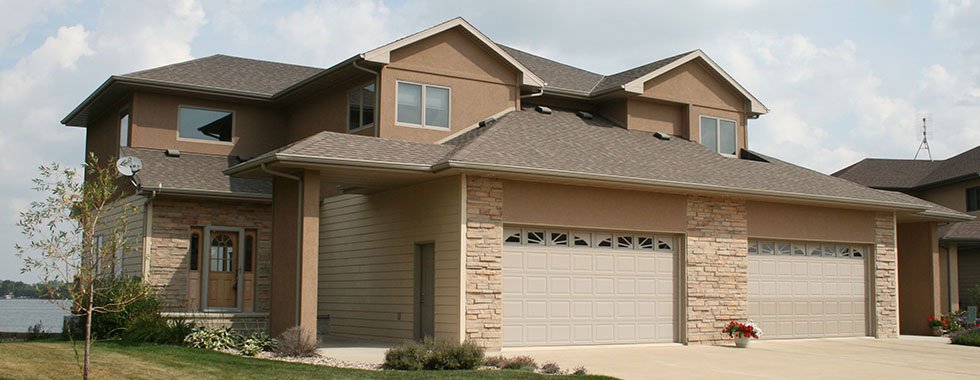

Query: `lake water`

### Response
(0, 299, 70, 333)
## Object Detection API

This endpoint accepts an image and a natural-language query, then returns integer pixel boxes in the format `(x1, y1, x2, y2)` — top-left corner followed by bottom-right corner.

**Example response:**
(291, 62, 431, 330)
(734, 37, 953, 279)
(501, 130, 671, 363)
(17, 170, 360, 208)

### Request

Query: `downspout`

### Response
(352, 59, 381, 138)
(261, 163, 304, 328)
(520, 88, 544, 98)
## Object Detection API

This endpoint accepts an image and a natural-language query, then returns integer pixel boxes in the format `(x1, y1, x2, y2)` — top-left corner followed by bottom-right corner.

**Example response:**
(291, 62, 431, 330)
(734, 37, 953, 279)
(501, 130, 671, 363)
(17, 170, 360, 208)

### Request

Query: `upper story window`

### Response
(347, 83, 375, 131)
(178, 106, 233, 142)
(119, 110, 130, 147)
(396, 81, 450, 129)
(968, 187, 980, 212)
(700, 115, 737, 155)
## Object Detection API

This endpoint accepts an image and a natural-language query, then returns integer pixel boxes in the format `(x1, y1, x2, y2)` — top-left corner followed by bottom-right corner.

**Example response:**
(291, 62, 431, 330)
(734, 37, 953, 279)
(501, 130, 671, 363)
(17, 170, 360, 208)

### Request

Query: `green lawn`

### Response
(0, 341, 615, 380)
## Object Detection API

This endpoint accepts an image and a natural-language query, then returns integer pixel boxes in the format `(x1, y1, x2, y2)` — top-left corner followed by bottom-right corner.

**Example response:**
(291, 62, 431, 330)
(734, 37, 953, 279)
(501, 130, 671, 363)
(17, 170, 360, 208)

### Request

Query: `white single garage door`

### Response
(502, 227, 676, 347)
(747, 240, 868, 339)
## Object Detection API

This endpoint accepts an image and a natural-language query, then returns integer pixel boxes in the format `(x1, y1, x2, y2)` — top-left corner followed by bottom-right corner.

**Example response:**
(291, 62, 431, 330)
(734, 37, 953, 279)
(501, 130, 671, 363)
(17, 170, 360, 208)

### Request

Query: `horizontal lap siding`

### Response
(96, 195, 146, 278)
(319, 177, 461, 342)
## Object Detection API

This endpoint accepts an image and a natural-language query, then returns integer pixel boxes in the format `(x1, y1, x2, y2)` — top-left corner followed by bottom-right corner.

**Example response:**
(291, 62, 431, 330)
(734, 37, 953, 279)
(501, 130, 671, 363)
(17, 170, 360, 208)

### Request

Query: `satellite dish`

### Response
(116, 156, 142, 177)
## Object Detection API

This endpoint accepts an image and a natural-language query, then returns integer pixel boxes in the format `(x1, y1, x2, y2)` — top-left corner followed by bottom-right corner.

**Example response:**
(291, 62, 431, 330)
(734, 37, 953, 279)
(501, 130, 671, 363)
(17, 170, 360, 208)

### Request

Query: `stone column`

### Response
(269, 170, 320, 336)
(464, 176, 503, 350)
(874, 212, 899, 338)
(685, 195, 748, 344)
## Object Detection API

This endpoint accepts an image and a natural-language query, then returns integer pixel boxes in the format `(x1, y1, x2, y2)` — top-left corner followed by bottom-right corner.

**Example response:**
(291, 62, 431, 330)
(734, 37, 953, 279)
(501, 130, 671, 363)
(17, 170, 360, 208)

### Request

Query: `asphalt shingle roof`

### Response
(939, 219, 980, 241)
(122, 55, 323, 97)
(121, 147, 271, 196)
(834, 145, 980, 189)
(498, 45, 691, 96)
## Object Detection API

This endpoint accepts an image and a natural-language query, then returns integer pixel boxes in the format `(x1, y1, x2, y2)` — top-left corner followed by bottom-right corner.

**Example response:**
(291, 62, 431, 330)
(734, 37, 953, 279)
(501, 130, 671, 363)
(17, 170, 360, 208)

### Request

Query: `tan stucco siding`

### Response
(319, 177, 461, 342)
(746, 201, 875, 243)
(501, 180, 687, 233)
(379, 28, 519, 143)
(627, 98, 686, 137)
(85, 98, 129, 163)
(914, 178, 980, 214)
(131, 92, 288, 156)
(641, 60, 745, 112)
(96, 195, 146, 278)
(597, 99, 627, 127)
(286, 74, 377, 142)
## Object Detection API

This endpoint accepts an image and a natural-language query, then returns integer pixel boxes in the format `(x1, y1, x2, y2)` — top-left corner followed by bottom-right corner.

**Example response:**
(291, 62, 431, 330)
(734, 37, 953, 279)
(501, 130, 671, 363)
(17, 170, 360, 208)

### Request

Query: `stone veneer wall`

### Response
(685, 195, 748, 344)
(464, 176, 503, 350)
(149, 197, 273, 312)
(874, 212, 899, 338)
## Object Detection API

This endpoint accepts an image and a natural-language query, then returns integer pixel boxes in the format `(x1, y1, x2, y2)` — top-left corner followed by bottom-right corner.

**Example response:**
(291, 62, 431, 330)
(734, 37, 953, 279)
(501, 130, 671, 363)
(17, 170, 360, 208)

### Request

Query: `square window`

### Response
(747, 240, 758, 255)
(396, 82, 450, 129)
(504, 228, 521, 245)
(637, 236, 655, 250)
(179, 107, 232, 142)
(594, 234, 613, 248)
(526, 230, 546, 245)
(616, 235, 634, 249)
(700, 116, 737, 155)
(572, 232, 591, 247)
(550, 232, 568, 246)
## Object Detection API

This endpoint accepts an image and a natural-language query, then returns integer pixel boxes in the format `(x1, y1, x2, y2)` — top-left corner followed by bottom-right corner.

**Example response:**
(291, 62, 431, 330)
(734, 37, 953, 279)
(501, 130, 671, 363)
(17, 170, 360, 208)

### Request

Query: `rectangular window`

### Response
(178, 106, 233, 142)
(396, 81, 450, 128)
(347, 83, 375, 131)
(189, 231, 201, 271)
(119, 111, 130, 147)
(244, 231, 255, 273)
(700, 116, 737, 155)
(968, 187, 980, 212)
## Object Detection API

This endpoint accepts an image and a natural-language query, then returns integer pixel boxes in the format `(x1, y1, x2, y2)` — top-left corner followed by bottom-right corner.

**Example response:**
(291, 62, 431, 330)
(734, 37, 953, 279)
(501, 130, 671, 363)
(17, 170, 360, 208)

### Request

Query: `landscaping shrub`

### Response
(541, 362, 562, 374)
(383, 338, 485, 370)
(428, 339, 484, 370)
(383, 340, 428, 370)
(27, 321, 48, 340)
(573, 366, 588, 376)
(275, 326, 318, 357)
(184, 326, 243, 350)
(240, 332, 278, 357)
(86, 277, 160, 340)
(122, 316, 194, 345)
(950, 327, 980, 347)
(483, 355, 537, 371)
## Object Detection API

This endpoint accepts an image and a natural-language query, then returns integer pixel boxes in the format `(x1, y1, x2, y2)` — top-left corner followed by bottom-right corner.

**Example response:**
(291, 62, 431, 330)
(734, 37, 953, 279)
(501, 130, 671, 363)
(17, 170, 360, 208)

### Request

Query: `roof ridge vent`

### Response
(534, 105, 552, 115)
(165, 149, 181, 157)
(576, 111, 593, 120)
(653, 132, 671, 141)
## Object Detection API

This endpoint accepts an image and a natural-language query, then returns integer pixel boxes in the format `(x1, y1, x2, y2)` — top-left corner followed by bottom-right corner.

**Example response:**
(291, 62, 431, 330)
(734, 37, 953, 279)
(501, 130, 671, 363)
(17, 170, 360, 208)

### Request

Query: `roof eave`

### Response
(223, 152, 436, 177)
(442, 160, 927, 212)
(62, 77, 117, 126)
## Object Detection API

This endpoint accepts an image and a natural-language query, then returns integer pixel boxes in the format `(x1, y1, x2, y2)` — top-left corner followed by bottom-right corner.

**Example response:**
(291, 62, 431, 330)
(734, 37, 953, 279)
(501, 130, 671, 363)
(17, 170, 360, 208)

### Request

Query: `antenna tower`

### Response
(914, 117, 933, 161)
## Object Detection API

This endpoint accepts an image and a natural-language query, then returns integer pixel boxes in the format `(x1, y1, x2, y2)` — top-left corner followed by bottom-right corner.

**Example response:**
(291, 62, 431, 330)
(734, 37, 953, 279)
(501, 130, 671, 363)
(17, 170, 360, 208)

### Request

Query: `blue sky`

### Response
(2, 0, 980, 281)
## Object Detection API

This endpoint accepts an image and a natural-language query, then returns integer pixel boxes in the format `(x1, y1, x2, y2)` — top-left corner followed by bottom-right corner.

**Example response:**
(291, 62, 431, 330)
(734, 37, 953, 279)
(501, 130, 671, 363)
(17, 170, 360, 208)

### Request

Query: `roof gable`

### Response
(362, 17, 545, 87)
(614, 50, 768, 114)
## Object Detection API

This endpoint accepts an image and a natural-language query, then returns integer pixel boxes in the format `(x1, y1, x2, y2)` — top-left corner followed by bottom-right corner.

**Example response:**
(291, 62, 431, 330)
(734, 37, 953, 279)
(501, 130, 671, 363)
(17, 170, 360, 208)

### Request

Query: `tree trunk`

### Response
(84, 281, 94, 380)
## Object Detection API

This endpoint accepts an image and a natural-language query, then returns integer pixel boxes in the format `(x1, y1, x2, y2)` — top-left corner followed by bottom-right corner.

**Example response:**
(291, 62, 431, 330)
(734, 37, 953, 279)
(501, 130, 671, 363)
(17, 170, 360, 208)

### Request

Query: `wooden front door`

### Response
(207, 231, 238, 308)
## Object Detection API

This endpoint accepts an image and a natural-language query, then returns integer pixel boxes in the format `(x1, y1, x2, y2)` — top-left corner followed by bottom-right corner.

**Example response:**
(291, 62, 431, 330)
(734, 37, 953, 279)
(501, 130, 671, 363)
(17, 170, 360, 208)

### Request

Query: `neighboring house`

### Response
(835, 145, 980, 334)
(64, 18, 969, 349)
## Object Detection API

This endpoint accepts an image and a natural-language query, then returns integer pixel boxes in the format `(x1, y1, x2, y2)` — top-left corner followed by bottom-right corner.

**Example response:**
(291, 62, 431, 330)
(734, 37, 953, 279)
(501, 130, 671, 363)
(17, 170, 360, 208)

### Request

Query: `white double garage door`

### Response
(501, 227, 870, 347)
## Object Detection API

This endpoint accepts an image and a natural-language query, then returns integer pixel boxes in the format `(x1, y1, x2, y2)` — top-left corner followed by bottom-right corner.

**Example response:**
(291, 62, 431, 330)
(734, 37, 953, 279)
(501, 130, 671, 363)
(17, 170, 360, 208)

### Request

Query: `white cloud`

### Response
(0, 24, 93, 104)
(0, 0, 71, 52)
(273, 0, 391, 66)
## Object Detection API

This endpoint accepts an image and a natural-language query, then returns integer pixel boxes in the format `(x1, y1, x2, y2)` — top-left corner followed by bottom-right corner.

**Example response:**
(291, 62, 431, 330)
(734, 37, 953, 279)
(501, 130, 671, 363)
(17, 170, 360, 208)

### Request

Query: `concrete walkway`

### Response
(318, 336, 980, 379)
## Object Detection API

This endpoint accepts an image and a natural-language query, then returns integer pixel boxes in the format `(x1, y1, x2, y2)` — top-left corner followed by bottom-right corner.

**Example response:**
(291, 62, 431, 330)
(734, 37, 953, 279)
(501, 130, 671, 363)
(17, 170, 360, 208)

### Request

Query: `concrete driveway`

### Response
(503, 336, 979, 380)
(319, 336, 978, 379)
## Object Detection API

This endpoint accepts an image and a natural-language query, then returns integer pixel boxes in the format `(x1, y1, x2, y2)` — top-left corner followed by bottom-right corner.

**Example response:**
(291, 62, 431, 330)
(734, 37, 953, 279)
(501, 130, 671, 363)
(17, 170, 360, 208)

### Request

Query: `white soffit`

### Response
(621, 50, 770, 115)
(360, 17, 546, 88)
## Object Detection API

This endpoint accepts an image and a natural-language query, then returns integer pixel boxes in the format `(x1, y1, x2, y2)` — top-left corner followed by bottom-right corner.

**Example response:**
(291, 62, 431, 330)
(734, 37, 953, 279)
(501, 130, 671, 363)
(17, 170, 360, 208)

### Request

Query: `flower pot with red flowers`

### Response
(927, 316, 946, 336)
(723, 321, 762, 348)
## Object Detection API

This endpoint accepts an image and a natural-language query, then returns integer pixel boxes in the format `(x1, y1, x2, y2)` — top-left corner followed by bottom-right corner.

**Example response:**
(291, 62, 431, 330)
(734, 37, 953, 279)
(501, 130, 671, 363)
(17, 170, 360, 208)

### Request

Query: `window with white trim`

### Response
(396, 81, 450, 128)
(700, 116, 737, 155)
(347, 83, 375, 131)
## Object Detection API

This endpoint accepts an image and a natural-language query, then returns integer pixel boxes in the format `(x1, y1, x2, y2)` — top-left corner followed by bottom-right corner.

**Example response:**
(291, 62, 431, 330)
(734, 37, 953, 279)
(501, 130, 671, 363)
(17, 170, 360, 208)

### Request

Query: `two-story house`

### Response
(64, 18, 969, 349)
(836, 146, 980, 334)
